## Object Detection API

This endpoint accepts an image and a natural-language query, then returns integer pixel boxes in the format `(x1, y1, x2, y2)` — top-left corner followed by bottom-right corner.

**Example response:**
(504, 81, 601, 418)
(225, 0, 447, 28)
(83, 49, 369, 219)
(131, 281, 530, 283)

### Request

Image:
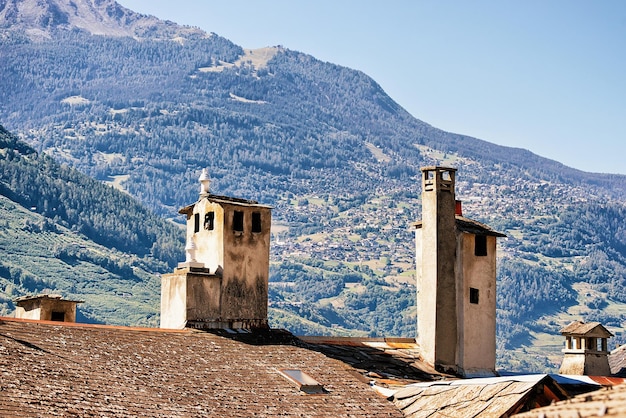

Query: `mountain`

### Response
(1, 0, 626, 372)
(0, 0, 204, 40)
(0, 125, 185, 323)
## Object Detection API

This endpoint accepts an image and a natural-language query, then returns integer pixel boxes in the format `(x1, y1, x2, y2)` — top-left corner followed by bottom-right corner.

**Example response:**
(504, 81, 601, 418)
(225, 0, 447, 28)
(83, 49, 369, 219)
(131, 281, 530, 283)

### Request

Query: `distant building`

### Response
(559, 320, 613, 375)
(14, 294, 82, 323)
(414, 166, 505, 377)
(160, 168, 272, 330)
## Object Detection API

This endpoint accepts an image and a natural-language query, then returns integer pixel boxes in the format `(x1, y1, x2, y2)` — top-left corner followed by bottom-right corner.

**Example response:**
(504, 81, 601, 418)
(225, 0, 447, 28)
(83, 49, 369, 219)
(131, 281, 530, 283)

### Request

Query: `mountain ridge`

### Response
(0, 0, 206, 40)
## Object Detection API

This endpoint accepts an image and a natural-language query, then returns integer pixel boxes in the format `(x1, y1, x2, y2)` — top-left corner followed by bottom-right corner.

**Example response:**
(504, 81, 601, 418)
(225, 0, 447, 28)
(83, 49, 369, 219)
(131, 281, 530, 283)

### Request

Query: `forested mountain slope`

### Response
(0, 125, 184, 323)
(1, 0, 625, 372)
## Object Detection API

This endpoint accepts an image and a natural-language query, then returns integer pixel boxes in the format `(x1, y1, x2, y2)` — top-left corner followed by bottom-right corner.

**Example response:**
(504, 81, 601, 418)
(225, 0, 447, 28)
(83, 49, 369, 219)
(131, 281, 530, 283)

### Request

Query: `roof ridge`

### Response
(0, 316, 192, 333)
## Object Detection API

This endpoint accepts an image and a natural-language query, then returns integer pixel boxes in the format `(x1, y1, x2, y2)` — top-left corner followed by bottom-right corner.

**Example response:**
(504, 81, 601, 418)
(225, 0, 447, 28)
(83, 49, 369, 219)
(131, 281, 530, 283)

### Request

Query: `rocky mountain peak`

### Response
(0, 0, 205, 40)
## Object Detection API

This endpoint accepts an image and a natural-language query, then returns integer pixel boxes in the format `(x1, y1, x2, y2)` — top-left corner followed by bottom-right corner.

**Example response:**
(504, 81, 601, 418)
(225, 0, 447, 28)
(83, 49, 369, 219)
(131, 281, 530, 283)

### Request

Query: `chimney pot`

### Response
(455, 200, 462, 216)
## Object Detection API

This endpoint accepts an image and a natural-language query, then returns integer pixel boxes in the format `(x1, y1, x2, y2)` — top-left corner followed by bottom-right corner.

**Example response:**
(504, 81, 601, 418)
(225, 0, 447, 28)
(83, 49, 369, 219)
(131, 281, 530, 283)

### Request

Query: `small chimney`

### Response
(160, 169, 272, 330)
(559, 321, 613, 375)
(455, 200, 463, 216)
(14, 294, 83, 323)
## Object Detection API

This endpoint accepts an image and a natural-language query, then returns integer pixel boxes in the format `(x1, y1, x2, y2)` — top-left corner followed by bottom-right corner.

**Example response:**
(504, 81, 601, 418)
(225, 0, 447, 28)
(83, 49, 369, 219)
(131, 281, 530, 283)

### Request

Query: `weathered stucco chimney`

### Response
(14, 294, 83, 322)
(414, 166, 505, 377)
(160, 169, 272, 330)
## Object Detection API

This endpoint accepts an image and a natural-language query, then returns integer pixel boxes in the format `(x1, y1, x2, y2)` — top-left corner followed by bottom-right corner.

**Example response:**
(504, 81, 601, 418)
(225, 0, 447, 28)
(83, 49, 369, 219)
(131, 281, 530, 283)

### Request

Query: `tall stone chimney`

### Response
(414, 166, 505, 377)
(160, 169, 272, 330)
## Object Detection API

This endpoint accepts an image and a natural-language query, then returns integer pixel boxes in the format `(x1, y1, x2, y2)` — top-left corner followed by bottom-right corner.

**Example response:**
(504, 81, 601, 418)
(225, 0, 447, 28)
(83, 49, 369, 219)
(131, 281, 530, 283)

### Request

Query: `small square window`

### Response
(475, 235, 487, 256)
(233, 211, 244, 232)
(470, 288, 479, 304)
(204, 212, 215, 230)
(252, 212, 262, 233)
(51, 311, 65, 321)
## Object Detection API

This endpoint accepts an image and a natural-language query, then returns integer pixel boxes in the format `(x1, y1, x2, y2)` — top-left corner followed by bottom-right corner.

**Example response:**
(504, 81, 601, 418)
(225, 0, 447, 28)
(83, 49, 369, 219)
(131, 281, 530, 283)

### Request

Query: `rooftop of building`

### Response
(413, 215, 507, 237)
(514, 381, 626, 418)
(178, 192, 272, 215)
(14, 293, 84, 304)
(561, 320, 614, 337)
(4, 316, 624, 417)
(0, 317, 404, 417)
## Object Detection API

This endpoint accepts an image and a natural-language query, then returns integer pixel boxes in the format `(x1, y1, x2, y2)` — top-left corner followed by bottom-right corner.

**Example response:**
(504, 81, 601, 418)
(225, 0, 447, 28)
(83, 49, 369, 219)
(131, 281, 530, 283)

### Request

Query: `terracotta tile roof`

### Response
(513, 382, 626, 418)
(0, 317, 403, 417)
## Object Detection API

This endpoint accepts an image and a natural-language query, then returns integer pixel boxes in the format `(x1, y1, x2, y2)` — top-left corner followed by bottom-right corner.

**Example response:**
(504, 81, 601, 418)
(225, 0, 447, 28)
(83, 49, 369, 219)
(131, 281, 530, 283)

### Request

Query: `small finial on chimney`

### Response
(199, 168, 210, 195)
(185, 239, 197, 263)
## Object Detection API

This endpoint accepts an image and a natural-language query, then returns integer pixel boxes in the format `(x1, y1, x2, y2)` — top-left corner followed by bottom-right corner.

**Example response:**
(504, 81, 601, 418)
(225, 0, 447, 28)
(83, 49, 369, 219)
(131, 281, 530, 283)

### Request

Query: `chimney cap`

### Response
(420, 166, 458, 173)
(14, 294, 84, 304)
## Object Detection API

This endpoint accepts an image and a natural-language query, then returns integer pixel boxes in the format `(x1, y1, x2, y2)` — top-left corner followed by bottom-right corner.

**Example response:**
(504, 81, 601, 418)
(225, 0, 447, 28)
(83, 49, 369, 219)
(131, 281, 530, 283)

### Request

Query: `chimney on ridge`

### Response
(160, 169, 272, 330)
(414, 166, 505, 377)
(14, 294, 83, 323)
(559, 321, 613, 375)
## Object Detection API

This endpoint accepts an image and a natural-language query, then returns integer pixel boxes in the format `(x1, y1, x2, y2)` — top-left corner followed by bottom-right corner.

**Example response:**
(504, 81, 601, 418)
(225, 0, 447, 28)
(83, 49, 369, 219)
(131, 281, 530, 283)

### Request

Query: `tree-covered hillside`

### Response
(1, 0, 626, 372)
(0, 126, 184, 323)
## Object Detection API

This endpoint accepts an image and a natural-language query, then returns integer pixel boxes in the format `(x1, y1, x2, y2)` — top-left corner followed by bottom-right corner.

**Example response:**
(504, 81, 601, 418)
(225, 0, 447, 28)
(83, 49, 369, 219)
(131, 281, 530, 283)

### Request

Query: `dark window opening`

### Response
(194, 213, 200, 233)
(470, 288, 479, 304)
(51, 311, 65, 321)
(475, 235, 487, 256)
(204, 212, 215, 230)
(252, 212, 262, 233)
(233, 211, 244, 232)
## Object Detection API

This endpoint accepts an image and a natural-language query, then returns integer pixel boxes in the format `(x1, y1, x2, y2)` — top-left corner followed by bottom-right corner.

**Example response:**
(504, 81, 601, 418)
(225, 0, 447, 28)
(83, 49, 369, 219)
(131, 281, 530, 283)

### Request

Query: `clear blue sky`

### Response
(117, 0, 626, 175)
